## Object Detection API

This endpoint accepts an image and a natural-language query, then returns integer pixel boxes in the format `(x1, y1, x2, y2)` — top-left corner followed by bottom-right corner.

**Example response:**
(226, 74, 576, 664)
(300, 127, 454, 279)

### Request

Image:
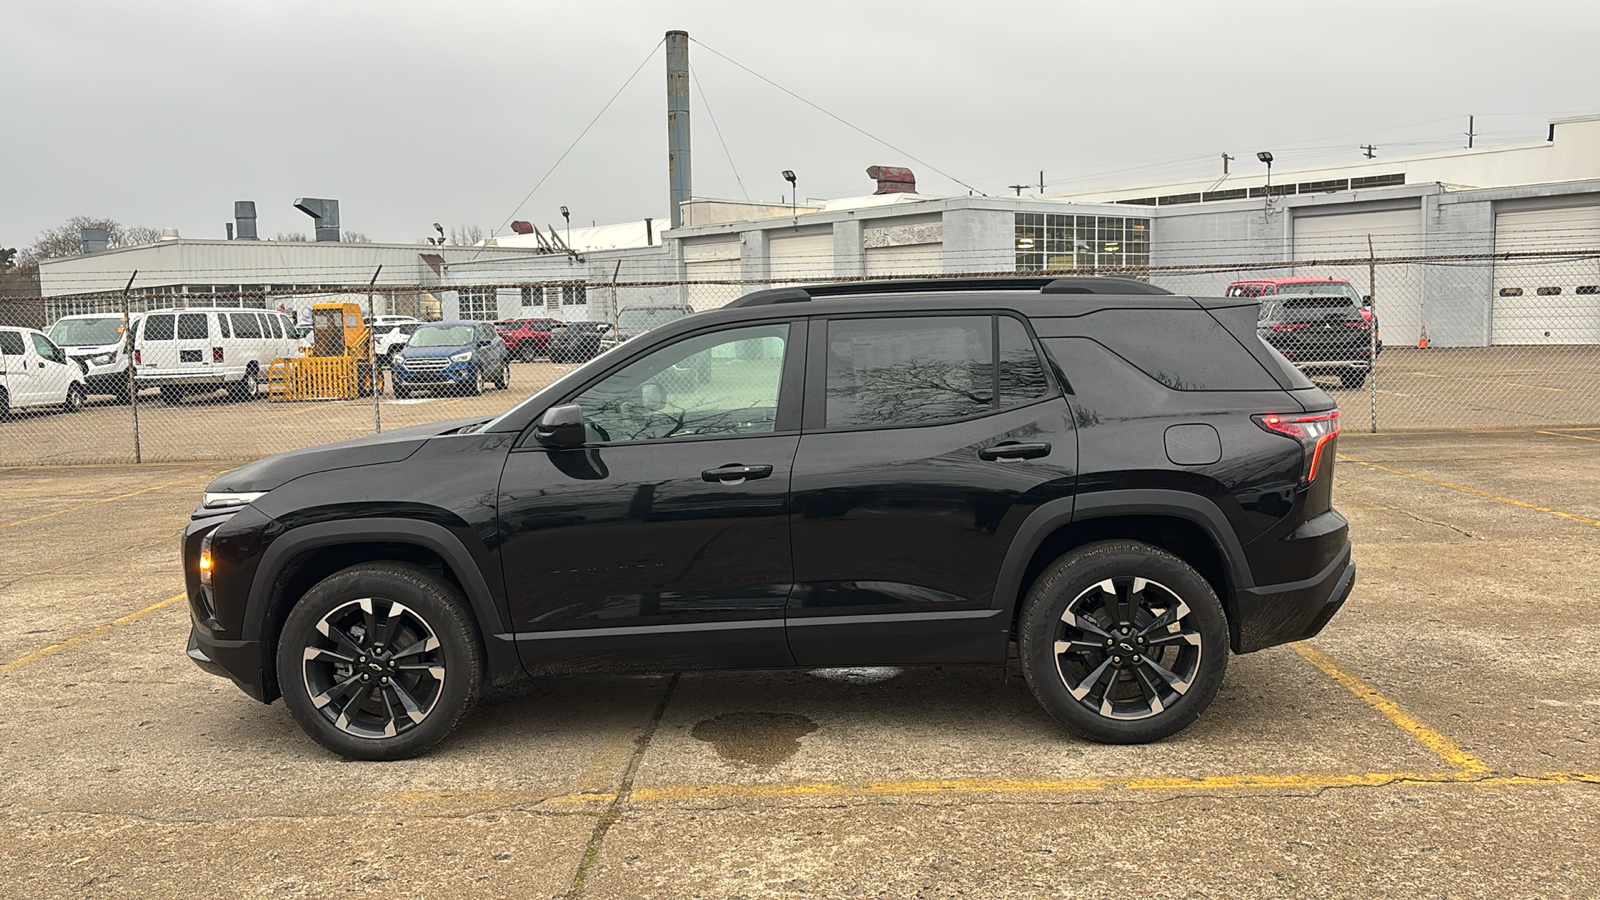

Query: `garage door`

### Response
(864, 242, 943, 277)
(1492, 205, 1600, 344)
(683, 238, 742, 311)
(1293, 206, 1423, 346)
(769, 230, 834, 288)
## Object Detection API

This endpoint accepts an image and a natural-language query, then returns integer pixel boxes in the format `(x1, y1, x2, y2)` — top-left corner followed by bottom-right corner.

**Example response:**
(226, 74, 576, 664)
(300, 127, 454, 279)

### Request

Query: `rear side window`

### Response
(1040, 308, 1279, 391)
(999, 316, 1050, 406)
(177, 313, 209, 340)
(825, 316, 995, 428)
(144, 315, 175, 341)
(230, 313, 263, 339)
(217, 315, 231, 338)
(266, 315, 284, 338)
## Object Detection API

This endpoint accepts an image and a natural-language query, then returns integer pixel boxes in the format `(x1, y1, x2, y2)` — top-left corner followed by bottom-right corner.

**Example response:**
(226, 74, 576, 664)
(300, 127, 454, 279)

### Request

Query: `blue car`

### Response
(391, 321, 510, 399)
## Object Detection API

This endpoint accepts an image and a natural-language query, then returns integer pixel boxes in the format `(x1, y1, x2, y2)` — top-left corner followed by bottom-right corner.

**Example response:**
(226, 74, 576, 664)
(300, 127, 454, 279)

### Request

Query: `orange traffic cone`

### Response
(1417, 325, 1430, 349)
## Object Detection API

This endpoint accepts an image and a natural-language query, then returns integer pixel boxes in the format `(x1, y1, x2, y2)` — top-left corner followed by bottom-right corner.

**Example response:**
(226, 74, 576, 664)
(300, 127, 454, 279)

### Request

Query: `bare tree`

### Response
(273, 232, 309, 242)
(342, 230, 373, 243)
(449, 224, 485, 246)
(19, 216, 162, 265)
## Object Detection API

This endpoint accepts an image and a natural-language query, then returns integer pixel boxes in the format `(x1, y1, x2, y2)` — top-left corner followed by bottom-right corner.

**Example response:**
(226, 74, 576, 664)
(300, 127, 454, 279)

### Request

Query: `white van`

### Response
(47, 312, 139, 401)
(134, 307, 298, 404)
(0, 326, 88, 416)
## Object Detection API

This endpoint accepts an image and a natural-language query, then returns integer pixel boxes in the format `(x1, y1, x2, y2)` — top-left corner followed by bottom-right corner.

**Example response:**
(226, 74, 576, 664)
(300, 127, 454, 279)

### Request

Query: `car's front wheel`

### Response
(1340, 370, 1368, 389)
(276, 562, 482, 760)
(1019, 540, 1228, 744)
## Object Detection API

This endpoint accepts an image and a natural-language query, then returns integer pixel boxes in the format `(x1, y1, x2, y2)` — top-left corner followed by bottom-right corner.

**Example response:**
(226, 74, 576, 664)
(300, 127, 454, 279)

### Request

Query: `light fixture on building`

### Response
(560, 206, 571, 249)
(1257, 151, 1274, 188)
(781, 170, 798, 222)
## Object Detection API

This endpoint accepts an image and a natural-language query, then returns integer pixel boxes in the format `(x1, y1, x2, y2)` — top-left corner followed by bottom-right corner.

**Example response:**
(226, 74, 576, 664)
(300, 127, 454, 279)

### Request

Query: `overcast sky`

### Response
(3, 0, 1596, 250)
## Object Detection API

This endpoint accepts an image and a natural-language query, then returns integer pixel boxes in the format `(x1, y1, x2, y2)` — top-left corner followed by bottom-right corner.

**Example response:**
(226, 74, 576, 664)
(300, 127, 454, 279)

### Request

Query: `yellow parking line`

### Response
(1538, 430, 1600, 444)
(0, 592, 186, 675)
(1337, 454, 1600, 529)
(0, 473, 214, 531)
(1292, 643, 1488, 773)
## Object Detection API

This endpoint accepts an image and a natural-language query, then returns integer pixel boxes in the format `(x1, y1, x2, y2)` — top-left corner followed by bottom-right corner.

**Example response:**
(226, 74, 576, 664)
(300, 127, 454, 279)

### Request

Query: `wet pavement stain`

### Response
(690, 711, 819, 768)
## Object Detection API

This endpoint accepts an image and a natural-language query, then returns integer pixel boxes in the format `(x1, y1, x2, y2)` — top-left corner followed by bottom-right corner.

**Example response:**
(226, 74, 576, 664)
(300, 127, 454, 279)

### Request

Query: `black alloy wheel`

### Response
(277, 563, 481, 760)
(1020, 540, 1228, 744)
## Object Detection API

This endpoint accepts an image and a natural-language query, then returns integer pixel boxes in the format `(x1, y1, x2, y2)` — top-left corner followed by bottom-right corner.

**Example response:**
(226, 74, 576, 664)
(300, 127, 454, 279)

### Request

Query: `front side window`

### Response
(825, 316, 995, 428)
(30, 332, 65, 364)
(573, 323, 788, 444)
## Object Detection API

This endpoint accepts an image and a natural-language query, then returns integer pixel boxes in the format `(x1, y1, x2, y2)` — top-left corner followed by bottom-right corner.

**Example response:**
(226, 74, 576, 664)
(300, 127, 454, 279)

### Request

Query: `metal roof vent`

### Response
(80, 227, 109, 254)
(867, 165, 916, 194)
(234, 201, 259, 240)
(159, 228, 181, 241)
(293, 197, 341, 242)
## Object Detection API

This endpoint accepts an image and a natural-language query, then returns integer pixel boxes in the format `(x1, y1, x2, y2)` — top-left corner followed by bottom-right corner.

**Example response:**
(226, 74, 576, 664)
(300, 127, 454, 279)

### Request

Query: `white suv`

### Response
(134, 308, 298, 404)
(0, 326, 88, 416)
(47, 312, 138, 401)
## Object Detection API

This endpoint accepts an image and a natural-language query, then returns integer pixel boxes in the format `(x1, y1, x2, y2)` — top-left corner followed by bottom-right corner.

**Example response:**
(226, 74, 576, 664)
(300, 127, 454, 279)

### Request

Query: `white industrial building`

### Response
(36, 114, 1600, 347)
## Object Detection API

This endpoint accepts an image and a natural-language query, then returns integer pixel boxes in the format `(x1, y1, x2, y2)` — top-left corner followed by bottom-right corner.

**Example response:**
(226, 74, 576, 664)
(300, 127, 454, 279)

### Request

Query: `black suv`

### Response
(1256, 290, 1377, 389)
(185, 277, 1354, 760)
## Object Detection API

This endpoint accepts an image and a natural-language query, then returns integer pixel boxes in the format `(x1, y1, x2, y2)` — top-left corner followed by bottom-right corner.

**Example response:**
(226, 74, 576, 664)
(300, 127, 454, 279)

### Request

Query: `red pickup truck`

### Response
(495, 317, 560, 361)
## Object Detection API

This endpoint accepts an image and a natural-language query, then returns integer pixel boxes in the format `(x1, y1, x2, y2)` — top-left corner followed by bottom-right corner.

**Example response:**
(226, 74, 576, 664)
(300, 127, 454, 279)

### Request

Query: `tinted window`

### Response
(0, 331, 24, 355)
(144, 315, 175, 341)
(266, 315, 283, 338)
(217, 314, 231, 338)
(826, 316, 994, 428)
(574, 323, 788, 444)
(230, 313, 263, 338)
(998, 316, 1050, 407)
(177, 314, 209, 340)
(1041, 309, 1278, 391)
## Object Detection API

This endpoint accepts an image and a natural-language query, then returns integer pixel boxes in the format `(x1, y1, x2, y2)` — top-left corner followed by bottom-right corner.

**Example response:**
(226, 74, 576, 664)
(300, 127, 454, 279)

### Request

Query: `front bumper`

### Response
(1231, 539, 1355, 653)
(187, 625, 271, 701)
(393, 359, 475, 386)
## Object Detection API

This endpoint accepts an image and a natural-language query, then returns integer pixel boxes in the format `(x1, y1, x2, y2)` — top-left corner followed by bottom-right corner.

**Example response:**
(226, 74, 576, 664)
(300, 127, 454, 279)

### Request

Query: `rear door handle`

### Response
(702, 464, 774, 483)
(979, 441, 1051, 461)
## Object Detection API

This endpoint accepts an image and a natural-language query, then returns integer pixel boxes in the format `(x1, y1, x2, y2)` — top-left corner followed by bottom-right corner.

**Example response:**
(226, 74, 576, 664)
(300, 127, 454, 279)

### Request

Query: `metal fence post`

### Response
(367, 266, 383, 434)
(1367, 236, 1378, 433)
(120, 270, 142, 462)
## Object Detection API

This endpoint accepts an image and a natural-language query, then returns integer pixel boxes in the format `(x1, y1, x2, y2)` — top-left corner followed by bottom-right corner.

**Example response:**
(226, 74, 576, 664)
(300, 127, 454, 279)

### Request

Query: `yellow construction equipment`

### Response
(268, 302, 381, 401)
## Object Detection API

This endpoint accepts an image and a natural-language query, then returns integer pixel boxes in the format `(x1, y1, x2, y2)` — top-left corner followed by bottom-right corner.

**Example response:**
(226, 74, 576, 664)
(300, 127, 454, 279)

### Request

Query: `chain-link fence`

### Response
(2, 248, 1598, 466)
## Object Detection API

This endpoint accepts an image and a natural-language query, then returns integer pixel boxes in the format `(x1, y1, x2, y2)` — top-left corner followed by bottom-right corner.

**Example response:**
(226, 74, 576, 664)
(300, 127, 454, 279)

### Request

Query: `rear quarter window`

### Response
(1037, 308, 1280, 391)
(0, 331, 25, 355)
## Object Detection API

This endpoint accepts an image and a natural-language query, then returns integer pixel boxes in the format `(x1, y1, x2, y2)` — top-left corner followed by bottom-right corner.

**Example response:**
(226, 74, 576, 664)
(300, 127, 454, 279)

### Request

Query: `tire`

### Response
(229, 365, 261, 402)
(1340, 370, 1368, 389)
(111, 374, 132, 404)
(275, 562, 483, 761)
(493, 358, 509, 390)
(1019, 540, 1229, 744)
(393, 383, 411, 400)
(517, 343, 535, 363)
(464, 364, 482, 396)
(64, 383, 85, 413)
(160, 386, 185, 405)
(0, 387, 10, 421)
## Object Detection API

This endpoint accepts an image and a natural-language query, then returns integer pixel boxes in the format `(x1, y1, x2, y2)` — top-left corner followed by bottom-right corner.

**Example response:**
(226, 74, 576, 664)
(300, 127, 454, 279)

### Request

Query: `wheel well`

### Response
(1009, 515, 1234, 640)
(257, 541, 472, 702)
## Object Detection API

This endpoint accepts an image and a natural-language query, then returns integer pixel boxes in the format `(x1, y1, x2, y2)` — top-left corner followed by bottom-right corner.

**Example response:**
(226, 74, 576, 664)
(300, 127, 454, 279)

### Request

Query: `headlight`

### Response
(450, 351, 473, 363)
(90, 352, 117, 366)
(202, 491, 264, 509)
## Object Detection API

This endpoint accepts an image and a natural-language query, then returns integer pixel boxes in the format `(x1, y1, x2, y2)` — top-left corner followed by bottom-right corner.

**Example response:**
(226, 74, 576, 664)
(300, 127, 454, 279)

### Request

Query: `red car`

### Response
(495, 317, 559, 361)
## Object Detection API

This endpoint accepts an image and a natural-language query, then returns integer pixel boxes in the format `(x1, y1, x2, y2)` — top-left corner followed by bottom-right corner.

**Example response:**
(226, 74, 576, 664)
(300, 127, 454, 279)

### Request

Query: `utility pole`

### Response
(665, 30, 692, 228)
(1038, 170, 1045, 194)
(1361, 144, 1377, 159)
(1221, 153, 1234, 174)
(1008, 184, 1028, 196)
(1466, 115, 1476, 149)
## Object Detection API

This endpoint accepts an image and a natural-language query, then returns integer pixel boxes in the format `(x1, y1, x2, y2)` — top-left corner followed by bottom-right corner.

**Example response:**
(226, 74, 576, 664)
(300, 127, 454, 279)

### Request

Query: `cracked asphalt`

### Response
(1, 429, 1597, 897)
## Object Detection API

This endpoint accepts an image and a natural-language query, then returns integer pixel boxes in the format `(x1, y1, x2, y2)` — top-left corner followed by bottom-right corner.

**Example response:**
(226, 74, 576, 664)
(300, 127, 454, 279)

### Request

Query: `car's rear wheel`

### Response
(159, 386, 185, 405)
(276, 562, 482, 761)
(493, 359, 509, 390)
(64, 383, 85, 412)
(1340, 370, 1368, 389)
(1019, 540, 1228, 744)
(0, 387, 11, 420)
(229, 365, 261, 402)
(517, 342, 535, 362)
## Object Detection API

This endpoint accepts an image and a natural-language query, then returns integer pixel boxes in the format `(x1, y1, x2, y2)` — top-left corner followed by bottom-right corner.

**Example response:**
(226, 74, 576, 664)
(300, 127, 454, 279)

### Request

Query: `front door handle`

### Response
(702, 464, 773, 484)
(979, 441, 1051, 461)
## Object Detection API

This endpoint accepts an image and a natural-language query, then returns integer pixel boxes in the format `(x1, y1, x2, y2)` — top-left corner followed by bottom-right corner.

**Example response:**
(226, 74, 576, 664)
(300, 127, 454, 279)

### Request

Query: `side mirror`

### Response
(1362, 295, 1372, 306)
(640, 382, 666, 412)
(534, 403, 586, 448)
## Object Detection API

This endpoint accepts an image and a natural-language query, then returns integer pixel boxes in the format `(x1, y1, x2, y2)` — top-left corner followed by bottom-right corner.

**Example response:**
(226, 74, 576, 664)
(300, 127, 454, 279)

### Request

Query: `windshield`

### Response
(48, 316, 124, 346)
(408, 324, 475, 347)
(1279, 281, 1356, 298)
(617, 308, 687, 331)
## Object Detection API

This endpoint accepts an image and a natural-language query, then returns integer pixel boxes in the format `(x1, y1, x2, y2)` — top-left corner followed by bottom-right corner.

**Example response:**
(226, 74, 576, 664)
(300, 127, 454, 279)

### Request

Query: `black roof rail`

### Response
(725, 276, 1170, 308)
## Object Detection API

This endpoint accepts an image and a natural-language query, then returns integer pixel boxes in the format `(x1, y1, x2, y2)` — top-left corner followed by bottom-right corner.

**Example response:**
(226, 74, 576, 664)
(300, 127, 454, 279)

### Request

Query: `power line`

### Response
(689, 61, 749, 202)
(688, 37, 986, 196)
(476, 36, 666, 257)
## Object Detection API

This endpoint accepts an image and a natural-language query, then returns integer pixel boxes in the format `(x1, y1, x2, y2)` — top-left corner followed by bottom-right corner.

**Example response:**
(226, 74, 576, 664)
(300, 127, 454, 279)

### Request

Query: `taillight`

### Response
(213, 347, 224, 362)
(134, 349, 141, 365)
(1253, 410, 1341, 484)
(1272, 323, 1310, 331)
(1343, 321, 1368, 328)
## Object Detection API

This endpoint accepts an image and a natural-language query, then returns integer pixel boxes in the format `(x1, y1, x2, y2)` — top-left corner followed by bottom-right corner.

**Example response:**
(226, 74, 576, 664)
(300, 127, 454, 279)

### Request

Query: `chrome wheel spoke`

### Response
(1054, 637, 1105, 655)
(332, 682, 375, 729)
(387, 679, 429, 724)
(1137, 654, 1192, 695)
(311, 673, 364, 709)
(1068, 655, 1117, 702)
(303, 646, 355, 665)
(1146, 629, 1202, 649)
(1130, 663, 1167, 714)
(389, 635, 440, 660)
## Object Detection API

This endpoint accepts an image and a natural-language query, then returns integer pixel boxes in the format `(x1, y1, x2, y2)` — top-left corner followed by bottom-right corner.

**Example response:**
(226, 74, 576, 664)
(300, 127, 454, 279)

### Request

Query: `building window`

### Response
(1349, 173, 1405, 189)
(1015, 213, 1150, 273)
(1536, 286, 1562, 296)
(459, 287, 498, 320)
(1499, 287, 1523, 297)
(520, 286, 535, 307)
(562, 284, 587, 306)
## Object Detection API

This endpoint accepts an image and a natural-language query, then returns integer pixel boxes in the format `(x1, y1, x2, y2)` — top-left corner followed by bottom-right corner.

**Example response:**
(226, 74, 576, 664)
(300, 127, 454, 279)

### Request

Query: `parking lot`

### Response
(1, 428, 1596, 897)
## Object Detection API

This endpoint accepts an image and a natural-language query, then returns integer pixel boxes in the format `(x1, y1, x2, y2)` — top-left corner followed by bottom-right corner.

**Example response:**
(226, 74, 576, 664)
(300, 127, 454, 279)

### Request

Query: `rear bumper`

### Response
(137, 369, 243, 386)
(1231, 540, 1355, 653)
